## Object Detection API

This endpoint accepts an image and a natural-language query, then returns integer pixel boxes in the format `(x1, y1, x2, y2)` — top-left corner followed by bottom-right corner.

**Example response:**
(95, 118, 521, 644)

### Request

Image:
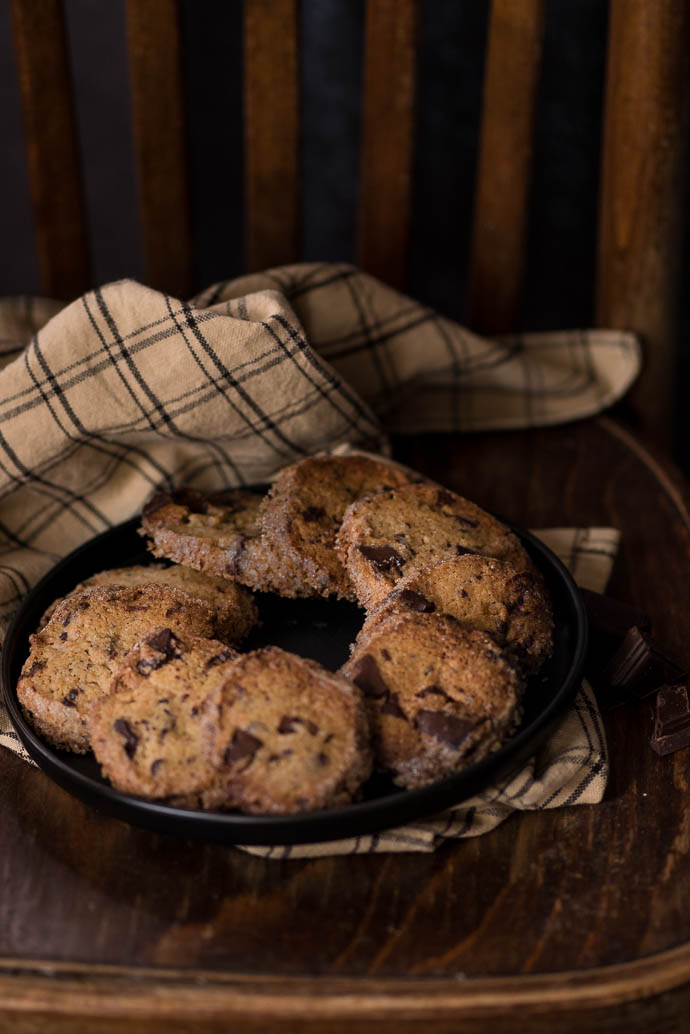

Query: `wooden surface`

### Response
(3, 417, 690, 1032)
(596, 0, 690, 449)
(467, 0, 546, 333)
(358, 0, 418, 290)
(244, 0, 300, 272)
(125, 0, 193, 298)
(9, 0, 91, 300)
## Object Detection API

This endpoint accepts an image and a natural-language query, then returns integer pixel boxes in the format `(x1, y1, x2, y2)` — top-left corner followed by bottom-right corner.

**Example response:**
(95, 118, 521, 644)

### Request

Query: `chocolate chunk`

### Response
(580, 588, 651, 638)
(316, 752, 330, 766)
(26, 660, 45, 677)
(62, 611, 73, 627)
(205, 648, 236, 669)
(142, 491, 173, 517)
(151, 759, 163, 776)
(148, 628, 177, 655)
(113, 718, 139, 759)
(136, 629, 179, 675)
(380, 692, 406, 719)
(224, 728, 263, 764)
(61, 688, 80, 708)
(436, 489, 457, 508)
(650, 685, 690, 755)
(414, 709, 474, 747)
(277, 715, 319, 736)
(174, 488, 211, 513)
(59, 632, 68, 641)
(455, 545, 478, 557)
(601, 626, 686, 699)
(453, 514, 479, 528)
(399, 589, 435, 613)
(352, 653, 389, 698)
(301, 505, 326, 522)
(358, 545, 404, 572)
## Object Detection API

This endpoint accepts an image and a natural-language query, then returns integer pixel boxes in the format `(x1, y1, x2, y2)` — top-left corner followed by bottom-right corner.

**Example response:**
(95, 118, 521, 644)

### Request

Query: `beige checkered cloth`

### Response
(0, 263, 639, 853)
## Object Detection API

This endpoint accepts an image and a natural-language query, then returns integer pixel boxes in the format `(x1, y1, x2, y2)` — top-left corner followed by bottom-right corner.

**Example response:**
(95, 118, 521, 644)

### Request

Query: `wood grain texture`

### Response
(244, 0, 299, 271)
(4, 419, 690, 1031)
(9, 0, 91, 300)
(358, 0, 418, 290)
(596, 0, 689, 448)
(467, 0, 546, 334)
(125, 0, 193, 298)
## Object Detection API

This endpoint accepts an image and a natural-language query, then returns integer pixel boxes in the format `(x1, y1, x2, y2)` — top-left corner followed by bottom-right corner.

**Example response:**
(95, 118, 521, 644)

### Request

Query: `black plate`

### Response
(2, 517, 587, 845)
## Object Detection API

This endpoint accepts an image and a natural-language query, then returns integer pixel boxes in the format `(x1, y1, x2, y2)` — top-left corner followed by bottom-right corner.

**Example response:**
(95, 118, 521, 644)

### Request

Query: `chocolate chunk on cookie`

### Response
(90, 630, 240, 799)
(337, 482, 534, 610)
(341, 612, 523, 789)
(17, 584, 223, 753)
(359, 554, 553, 675)
(140, 488, 314, 598)
(204, 646, 372, 814)
(258, 455, 417, 600)
(39, 562, 258, 642)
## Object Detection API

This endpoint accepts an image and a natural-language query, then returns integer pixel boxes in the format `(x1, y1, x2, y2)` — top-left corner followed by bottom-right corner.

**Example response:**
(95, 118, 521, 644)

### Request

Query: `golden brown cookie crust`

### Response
(259, 455, 417, 600)
(91, 629, 240, 799)
(358, 554, 553, 675)
(341, 612, 523, 790)
(204, 646, 373, 814)
(337, 482, 534, 611)
(39, 562, 258, 642)
(17, 584, 222, 753)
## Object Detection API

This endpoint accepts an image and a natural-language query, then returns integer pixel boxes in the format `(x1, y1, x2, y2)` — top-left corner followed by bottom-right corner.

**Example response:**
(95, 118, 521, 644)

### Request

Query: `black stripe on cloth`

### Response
(175, 298, 317, 462)
(268, 313, 381, 437)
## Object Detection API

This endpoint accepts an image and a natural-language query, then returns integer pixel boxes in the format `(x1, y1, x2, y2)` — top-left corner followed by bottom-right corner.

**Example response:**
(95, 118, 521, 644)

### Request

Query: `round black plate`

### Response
(2, 518, 587, 845)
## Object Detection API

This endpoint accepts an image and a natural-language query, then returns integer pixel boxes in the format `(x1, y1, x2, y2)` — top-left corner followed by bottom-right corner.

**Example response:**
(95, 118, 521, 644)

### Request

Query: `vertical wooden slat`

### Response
(467, 0, 546, 334)
(244, 0, 299, 272)
(358, 0, 418, 290)
(126, 0, 193, 298)
(9, 0, 91, 300)
(596, 0, 689, 447)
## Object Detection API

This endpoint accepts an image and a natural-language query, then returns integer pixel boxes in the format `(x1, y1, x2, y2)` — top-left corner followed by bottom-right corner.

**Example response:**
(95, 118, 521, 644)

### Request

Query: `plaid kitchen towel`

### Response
(0, 263, 639, 849)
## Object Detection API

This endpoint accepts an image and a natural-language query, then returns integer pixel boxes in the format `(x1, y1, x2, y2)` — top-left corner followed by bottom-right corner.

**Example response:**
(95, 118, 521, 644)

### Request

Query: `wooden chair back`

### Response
(8, 0, 689, 444)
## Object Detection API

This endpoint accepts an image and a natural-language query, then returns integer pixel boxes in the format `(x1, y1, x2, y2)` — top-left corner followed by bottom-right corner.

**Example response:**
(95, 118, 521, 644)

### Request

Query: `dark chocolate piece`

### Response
(601, 626, 686, 698)
(136, 629, 179, 675)
(61, 688, 80, 708)
(277, 715, 319, 736)
(414, 709, 474, 747)
(205, 648, 236, 669)
(359, 545, 405, 572)
(224, 728, 263, 764)
(352, 653, 389, 699)
(380, 692, 406, 719)
(650, 684, 690, 756)
(301, 506, 326, 522)
(436, 490, 457, 508)
(398, 589, 435, 613)
(113, 718, 139, 759)
(142, 491, 173, 517)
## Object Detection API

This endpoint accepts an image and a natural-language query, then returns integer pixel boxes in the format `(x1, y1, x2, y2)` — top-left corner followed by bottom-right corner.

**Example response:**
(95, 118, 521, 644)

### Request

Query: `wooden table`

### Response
(3, 416, 690, 1033)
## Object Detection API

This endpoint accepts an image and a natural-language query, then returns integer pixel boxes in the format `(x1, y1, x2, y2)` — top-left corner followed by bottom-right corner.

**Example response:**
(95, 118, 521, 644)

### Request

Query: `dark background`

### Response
(1, 0, 688, 464)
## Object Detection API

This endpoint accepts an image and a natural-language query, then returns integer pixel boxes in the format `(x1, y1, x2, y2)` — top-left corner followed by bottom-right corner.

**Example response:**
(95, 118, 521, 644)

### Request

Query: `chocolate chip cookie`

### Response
(17, 584, 223, 753)
(341, 612, 523, 789)
(259, 455, 417, 600)
(358, 554, 553, 675)
(139, 488, 313, 598)
(201, 646, 372, 814)
(39, 562, 258, 642)
(337, 482, 534, 611)
(90, 629, 239, 800)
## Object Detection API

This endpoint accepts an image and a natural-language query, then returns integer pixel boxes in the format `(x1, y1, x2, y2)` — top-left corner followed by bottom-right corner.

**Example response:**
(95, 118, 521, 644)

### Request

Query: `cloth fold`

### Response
(0, 263, 637, 852)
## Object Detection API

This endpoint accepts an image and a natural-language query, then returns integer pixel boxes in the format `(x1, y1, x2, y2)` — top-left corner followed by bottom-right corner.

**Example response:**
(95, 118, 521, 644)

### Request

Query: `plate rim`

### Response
(1, 515, 588, 846)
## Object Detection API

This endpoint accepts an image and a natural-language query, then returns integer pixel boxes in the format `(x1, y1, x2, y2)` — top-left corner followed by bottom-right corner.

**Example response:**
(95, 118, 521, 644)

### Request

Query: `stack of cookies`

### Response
(17, 454, 553, 813)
